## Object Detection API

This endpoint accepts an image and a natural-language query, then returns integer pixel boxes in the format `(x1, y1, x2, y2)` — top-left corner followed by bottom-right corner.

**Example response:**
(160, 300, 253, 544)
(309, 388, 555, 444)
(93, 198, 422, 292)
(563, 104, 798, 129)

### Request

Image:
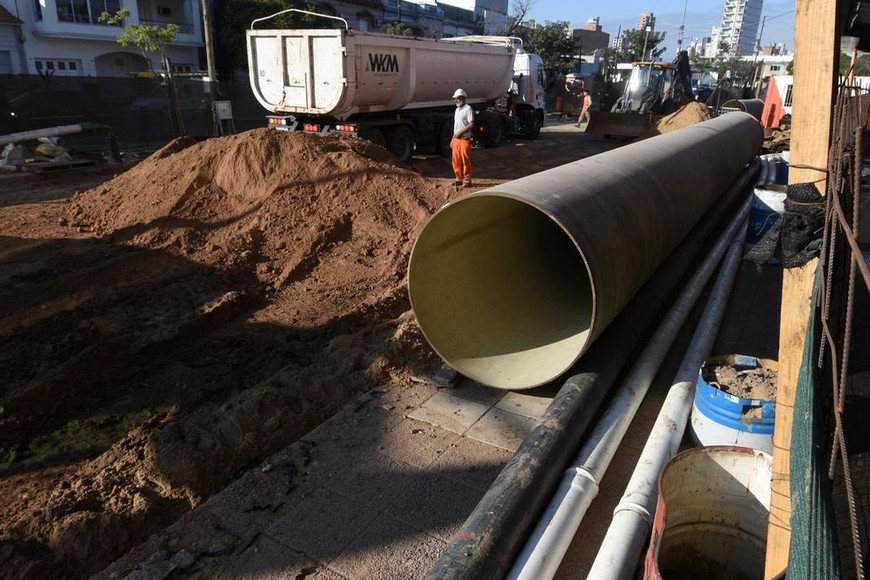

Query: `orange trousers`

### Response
(451, 137, 472, 183)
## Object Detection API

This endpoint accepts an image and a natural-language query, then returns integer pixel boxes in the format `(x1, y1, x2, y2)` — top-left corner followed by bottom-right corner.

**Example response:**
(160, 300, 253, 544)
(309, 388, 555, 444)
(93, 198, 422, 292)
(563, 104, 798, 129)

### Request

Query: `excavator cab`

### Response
(614, 63, 679, 115)
(582, 51, 694, 138)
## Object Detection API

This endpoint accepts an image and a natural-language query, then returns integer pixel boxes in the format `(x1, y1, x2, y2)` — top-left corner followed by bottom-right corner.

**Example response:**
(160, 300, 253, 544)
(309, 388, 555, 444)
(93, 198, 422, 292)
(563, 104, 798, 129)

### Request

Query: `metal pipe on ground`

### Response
(423, 157, 761, 580)
(408, 112, 763, 390)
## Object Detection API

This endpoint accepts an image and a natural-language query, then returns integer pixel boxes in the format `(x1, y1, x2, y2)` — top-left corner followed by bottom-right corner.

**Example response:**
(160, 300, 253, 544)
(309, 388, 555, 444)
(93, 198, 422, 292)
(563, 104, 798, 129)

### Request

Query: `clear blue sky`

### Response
(526, 0, 796, 57)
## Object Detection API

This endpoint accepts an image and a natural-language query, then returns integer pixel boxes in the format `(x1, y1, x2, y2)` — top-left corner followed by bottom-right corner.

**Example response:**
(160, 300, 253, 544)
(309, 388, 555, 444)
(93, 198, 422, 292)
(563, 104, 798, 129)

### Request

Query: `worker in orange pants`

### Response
(451, 88, 474, 188)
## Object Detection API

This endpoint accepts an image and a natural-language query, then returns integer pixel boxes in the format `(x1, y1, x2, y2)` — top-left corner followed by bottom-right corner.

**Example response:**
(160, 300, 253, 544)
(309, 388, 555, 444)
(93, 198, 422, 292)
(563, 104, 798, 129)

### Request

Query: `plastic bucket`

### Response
(747, 185, 786, 245)
(690, 354, 776, 454)
(775, 151, 789, 184)
(644, 446, 772, 580)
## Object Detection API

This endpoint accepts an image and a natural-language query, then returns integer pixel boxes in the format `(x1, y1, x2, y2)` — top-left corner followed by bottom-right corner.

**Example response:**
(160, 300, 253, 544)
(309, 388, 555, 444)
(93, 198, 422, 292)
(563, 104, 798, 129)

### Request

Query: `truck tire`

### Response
(525, 112, 542, 139)
(437, 119, 453, 157)
(360, 127, 387, 149)
(388, 126, 415, 163)
(484, 118, 504, 148)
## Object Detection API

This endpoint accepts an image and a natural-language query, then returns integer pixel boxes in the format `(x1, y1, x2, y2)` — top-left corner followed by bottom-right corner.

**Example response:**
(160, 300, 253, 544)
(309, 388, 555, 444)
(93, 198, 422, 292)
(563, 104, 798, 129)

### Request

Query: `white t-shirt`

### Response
(454, 103, 474, 136)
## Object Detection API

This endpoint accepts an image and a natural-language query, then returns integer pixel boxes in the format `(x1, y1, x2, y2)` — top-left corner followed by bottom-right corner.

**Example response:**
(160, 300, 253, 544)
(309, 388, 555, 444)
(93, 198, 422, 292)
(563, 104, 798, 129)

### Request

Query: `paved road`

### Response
(409, 118, 625, 183)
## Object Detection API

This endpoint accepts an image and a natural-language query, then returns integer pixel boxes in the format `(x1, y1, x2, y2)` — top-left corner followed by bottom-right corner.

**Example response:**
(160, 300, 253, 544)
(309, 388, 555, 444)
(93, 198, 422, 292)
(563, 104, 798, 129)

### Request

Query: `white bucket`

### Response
(747, 185, 786, 245)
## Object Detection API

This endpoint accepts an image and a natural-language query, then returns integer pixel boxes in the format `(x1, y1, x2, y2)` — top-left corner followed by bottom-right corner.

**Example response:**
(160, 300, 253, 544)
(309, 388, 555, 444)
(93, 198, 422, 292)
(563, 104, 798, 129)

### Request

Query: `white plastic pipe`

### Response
(0, 124, 87, 146)
(586, 210, 750, 580)
(507, 194, 753, 580)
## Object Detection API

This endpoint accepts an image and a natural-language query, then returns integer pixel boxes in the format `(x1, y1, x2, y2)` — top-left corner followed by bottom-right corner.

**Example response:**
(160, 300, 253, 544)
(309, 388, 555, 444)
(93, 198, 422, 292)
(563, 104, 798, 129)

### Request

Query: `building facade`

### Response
(636, 11, 655, 32)
(719, 0, 763, 56)
(0, 0, 204, 76)
(571, 17, 609, 55)
(0, 0, 489, 79)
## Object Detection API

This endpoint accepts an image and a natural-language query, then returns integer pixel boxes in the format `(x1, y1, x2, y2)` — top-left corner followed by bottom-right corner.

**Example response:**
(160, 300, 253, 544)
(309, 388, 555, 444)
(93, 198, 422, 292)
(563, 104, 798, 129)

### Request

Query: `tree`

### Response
(218, 1, 323, 72)
(99, 8, 188, 135)
(505, 0, 536, 36)
(710, 57, 756, 100)
(385, 22, 413, 36)
(840, 52, 870, 76)
(520, 21, 579, 75)
(99, 8, 179, 71)
(617, 28, 666, 62)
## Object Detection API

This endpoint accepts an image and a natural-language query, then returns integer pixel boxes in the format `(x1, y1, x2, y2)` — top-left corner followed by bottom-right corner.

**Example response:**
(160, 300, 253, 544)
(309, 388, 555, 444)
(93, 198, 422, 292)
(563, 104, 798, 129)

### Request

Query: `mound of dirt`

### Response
(644, 101, 715, 137)
(0, 129, 460, 578)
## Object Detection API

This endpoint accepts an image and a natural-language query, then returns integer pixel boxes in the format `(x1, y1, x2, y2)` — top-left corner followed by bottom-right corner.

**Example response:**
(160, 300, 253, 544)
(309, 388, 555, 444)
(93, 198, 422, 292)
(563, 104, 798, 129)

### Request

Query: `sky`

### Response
(525, 0, 796, 58)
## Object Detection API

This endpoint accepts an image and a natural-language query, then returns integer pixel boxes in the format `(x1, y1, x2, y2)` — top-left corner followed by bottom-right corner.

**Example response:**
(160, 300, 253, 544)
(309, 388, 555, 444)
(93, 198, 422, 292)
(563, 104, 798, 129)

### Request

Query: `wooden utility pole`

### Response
(200, 0, 217, 96)
(764, 0, 840, 577)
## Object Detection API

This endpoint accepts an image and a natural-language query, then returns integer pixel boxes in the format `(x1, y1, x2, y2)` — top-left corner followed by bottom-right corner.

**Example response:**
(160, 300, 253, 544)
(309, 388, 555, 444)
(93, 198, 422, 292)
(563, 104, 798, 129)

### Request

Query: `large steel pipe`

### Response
(408, 112, 762, 390)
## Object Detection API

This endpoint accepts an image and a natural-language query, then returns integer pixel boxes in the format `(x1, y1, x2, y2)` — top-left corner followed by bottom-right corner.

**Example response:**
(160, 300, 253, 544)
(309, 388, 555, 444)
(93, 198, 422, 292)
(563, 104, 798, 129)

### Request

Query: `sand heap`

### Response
(644, 101, 715, 137)
(1, 129, 457, 578)
(69, 128, 457, 326)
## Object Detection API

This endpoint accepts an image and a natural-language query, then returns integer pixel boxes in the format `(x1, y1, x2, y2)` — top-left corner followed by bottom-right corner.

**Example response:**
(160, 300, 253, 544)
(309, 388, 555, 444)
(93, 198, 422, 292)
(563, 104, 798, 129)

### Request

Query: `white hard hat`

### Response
(452, 88, 467, 98)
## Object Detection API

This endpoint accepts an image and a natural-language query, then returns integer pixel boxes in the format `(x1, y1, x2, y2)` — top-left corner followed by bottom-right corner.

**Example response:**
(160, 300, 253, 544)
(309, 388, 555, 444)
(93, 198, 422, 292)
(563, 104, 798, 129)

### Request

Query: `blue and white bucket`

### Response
(747, 185, 786, 246)
(689, 355, 777, 454)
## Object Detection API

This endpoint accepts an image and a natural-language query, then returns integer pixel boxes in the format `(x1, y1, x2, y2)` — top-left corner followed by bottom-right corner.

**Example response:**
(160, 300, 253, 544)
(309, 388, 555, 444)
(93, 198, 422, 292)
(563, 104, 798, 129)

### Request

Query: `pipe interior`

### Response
(408, 196, 593, 389)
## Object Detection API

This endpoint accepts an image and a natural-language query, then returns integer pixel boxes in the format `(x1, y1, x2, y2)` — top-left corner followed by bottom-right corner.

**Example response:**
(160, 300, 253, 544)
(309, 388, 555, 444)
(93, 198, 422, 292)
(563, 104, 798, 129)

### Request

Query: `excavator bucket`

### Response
(580, 111, 653, 138)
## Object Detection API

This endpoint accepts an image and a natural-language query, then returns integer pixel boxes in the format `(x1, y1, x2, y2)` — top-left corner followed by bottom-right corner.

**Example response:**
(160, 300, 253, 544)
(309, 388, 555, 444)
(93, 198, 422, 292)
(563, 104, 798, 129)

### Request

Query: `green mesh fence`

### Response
(787, 270, 841, 578)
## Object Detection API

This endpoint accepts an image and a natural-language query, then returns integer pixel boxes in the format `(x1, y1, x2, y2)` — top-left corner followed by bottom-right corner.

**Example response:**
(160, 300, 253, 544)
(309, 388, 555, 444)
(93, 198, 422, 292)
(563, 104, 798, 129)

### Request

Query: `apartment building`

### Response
(636, 11, 655, 32)
(719, 0, 763, 56)
(0, 0, 488, 79)
(571, 17, 609, 55)
(0, 0, 203, 76)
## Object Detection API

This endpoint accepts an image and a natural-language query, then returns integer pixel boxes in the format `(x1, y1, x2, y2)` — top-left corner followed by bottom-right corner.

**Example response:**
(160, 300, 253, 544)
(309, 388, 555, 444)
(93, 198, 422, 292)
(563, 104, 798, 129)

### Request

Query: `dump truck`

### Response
(246, 10, 547, 162)
(583, 51, 693, 138)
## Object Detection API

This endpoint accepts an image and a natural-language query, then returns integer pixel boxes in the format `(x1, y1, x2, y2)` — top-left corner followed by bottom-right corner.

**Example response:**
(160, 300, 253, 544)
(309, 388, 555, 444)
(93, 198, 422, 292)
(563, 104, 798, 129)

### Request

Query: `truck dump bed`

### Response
(246, 29, 516, 119)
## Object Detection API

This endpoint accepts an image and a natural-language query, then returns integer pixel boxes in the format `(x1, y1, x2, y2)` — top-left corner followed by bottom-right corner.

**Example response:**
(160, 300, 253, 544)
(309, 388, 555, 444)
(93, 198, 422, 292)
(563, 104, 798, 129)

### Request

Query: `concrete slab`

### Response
(464, 407, 539, 452)
(496, 390, 553, 420)
(408, 390, 492, 434)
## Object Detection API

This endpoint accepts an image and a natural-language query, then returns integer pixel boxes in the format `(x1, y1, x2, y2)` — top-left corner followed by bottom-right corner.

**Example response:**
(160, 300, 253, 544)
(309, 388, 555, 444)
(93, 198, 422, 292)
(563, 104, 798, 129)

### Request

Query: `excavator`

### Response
(583, 50, 695, 138)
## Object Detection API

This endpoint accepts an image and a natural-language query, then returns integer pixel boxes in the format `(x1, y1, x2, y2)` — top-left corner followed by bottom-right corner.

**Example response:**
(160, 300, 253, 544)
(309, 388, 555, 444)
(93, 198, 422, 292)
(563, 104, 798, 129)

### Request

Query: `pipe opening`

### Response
(408, 195, 593, 389)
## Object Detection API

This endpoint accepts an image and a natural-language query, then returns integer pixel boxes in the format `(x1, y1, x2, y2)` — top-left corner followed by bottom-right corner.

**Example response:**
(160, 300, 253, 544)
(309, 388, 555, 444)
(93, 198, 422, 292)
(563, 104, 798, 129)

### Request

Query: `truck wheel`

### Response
(484, 119, 504, 147)
(525, 112, 542, 139)
(389, 126, 415, 163)
(360, 127, 387, 149)
(437, 120, 453, 157)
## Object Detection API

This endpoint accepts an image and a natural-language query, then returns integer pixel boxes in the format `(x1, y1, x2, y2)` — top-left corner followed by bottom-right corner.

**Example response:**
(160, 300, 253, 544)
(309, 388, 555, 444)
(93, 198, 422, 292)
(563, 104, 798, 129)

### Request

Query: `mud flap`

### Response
(582, 111, 653, 138)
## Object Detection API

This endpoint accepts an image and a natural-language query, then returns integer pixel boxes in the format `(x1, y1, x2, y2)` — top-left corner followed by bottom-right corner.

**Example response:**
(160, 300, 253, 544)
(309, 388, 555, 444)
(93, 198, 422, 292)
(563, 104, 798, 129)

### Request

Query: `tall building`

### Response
(636, 12, 655, 32)
(719, 0, 763, 56)
(570, 17, 609, 55)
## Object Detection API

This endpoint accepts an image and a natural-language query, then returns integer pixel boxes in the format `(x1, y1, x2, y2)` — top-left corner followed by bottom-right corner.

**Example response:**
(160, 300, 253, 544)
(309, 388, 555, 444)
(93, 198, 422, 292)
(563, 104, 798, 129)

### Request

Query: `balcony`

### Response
(139, 17, 194, 35)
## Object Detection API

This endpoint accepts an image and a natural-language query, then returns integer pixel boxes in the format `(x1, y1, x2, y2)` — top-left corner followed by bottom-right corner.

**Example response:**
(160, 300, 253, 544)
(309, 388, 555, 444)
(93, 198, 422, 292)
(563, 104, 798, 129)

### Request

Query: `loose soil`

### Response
(645, 101, 714, 137)
(0, 130, 459, 579)
(704, 361, 778, 401)
(0, 124, 628, 578)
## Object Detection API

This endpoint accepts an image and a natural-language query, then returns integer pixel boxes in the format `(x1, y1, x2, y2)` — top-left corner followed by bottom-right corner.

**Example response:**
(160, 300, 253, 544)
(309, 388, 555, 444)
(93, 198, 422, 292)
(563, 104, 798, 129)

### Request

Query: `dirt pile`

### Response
(0, 129, 458, 578)
(644, 101, 715, 137)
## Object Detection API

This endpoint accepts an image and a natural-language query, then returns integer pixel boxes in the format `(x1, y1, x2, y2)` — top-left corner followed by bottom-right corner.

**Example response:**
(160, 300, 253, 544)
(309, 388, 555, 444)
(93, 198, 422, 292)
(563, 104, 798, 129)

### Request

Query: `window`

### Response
(34, 58, 83, 76)
(157, 6, 171, 16)
(783, 84, 793, 107)
(91, 0, 121, 22)
(57, 0, 121, 23)
(769, 65, 780, 72)
(33, 0, 42, 20)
